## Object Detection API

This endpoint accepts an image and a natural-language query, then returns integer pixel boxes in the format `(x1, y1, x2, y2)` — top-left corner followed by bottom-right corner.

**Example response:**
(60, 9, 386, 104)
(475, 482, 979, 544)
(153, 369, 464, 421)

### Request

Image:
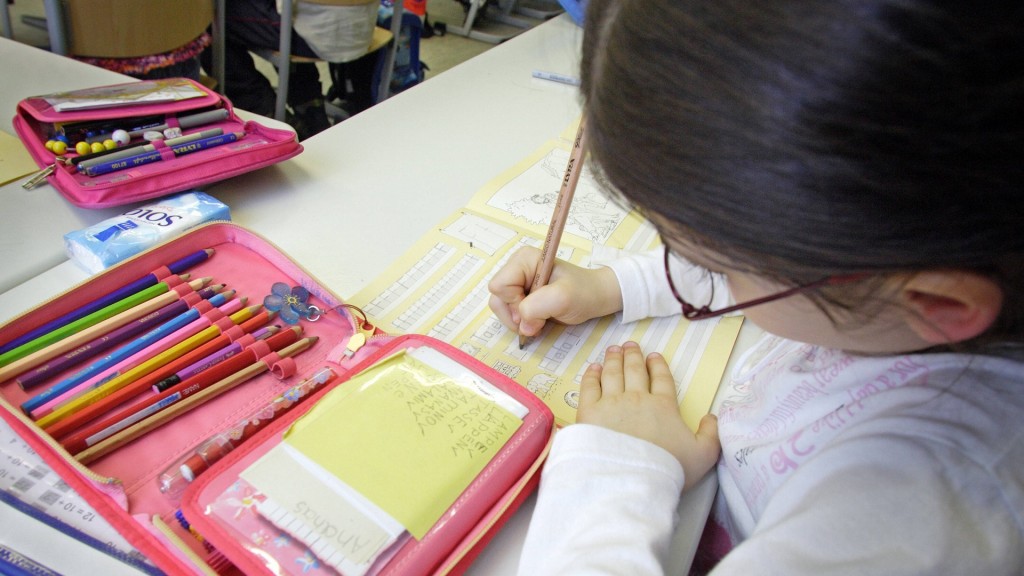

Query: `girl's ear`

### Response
(899, 271, 1004, 345)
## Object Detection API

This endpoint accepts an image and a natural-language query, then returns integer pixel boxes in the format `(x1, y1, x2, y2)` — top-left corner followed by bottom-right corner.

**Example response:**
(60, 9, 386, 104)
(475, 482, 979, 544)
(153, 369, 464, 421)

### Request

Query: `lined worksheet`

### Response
(352, 126, 743, 427)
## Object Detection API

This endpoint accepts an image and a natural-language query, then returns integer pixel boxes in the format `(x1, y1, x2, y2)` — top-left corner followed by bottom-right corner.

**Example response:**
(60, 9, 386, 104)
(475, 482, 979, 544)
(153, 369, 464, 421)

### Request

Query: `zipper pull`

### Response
(23, 162, 57, 189)
(343, 332, 366, 358)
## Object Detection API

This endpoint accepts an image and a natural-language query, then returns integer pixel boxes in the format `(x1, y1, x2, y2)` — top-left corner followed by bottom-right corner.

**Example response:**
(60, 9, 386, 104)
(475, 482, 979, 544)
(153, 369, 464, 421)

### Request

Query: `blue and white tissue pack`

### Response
(65, 191, 230, 273)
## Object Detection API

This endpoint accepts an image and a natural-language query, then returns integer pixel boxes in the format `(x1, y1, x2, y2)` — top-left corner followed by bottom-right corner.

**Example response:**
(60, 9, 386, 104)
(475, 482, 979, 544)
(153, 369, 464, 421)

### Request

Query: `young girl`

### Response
(488, 1, 1024, 573)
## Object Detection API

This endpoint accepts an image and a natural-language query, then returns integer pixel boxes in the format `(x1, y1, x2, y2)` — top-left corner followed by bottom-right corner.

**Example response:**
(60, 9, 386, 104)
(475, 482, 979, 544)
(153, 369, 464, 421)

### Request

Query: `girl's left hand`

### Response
(577, 341, 721, 490)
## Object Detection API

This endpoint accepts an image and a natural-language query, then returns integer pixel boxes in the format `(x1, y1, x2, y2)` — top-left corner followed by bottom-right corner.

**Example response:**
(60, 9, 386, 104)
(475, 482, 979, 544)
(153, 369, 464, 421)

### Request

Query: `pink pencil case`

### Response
(13, 78, 302, 209)
(0, 223, 554, 575)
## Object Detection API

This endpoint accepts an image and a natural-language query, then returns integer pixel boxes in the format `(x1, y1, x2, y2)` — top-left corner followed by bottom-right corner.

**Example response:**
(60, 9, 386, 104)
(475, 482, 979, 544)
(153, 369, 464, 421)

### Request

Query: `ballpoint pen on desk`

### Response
(157, 365, 338, 502)
(80, 131, 246, 177)
(532, 70, 582, 87)
(519, 117, 589, 349)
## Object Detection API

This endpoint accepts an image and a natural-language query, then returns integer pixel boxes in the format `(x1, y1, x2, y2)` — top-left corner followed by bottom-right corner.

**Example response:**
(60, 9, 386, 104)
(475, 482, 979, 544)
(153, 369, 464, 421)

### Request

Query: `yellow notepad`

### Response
(246, 348, 525, 547)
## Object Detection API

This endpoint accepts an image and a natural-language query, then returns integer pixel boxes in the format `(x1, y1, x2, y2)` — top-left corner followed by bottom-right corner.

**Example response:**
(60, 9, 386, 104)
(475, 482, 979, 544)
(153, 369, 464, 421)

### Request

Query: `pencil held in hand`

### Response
(519, 118, 589, 348)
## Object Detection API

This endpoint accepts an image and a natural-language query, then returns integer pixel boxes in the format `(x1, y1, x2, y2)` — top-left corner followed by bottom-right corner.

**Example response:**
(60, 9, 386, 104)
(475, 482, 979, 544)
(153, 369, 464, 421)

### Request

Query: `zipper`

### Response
(0, 394, 123, 489)
(22, 160, 60, 189)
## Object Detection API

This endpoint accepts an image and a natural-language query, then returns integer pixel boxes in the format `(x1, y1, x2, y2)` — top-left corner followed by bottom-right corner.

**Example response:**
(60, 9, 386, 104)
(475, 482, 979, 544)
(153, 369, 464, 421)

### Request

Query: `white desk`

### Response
(0, 15, 751, 575)
(0, 37, 290, 295)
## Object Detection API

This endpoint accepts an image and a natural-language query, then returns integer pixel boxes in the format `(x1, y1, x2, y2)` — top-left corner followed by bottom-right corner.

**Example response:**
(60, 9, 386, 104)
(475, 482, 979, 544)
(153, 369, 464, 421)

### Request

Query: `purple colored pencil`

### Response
(152, 325, 278, 393)
(0, 249, 213, 356)
(14, 285, 221, 391)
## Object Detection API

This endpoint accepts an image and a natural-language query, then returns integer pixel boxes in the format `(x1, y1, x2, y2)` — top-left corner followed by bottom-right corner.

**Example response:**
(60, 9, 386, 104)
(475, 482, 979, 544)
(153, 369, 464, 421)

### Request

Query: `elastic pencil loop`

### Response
(173, 282, 197, 297)
(212, 316, 234, 332)
(165, 116, 181, 130)
(270, 356, 296, 379)
(248, 340, 272, 358)
(193, 300, 215, 315)
(151, 266, 175, 284)
(150, 139, 176, 161)
(224, 325, 247, 342)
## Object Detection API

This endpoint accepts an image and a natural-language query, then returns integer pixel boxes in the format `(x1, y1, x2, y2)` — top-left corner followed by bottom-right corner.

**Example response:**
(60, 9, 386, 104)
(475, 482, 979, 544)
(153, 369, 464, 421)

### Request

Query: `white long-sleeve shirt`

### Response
(519, 249, 1024, 575)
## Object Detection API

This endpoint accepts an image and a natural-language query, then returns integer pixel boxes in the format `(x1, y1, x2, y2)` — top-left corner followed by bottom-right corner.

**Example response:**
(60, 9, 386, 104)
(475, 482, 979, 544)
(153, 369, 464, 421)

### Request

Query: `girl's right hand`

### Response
(488, 246, 623, 337)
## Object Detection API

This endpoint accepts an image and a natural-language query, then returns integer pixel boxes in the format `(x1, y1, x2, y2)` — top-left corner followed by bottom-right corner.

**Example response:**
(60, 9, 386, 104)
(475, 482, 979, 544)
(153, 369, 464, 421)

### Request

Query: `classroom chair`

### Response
(39, 0, 224, 89)
(266, 0, 404, 123)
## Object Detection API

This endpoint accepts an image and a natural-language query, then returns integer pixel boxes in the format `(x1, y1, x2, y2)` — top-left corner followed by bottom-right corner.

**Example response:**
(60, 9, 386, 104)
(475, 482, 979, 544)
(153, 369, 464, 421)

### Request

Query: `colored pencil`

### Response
(29, 310, 276, 421)
(59, 328, 302, 452)
(20, 290, 233, 417)
(74, 127, 226, 169)
(152, 325, 280, 393)
(0, 249, 212, 356)
(15, 296, 194, 391)
(38, 304, 264, 431)
(520, 118, 588, 349)
(71, 336, 318, 463)
(23, 286, 246, 416)
(1, 281, 172, 369)
(81, 132, 245, 177)
(0, 278, 213, 382)
(39, 314, 278, 435)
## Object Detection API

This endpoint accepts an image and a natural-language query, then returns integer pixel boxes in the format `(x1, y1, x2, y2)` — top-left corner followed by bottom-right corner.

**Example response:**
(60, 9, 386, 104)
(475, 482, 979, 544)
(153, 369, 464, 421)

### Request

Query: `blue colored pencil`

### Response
(21, 291, 232, 415)
(81, 132, 245, 176)
(0, 249, 213, 356)
(15, 297, 197, 391)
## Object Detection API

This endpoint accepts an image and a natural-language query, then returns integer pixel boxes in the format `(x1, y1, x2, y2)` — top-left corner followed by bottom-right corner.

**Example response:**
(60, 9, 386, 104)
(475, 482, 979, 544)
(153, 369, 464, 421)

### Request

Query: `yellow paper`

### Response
(350, 118, 744, 428)
(0, 130, 38, 186)
(284, 352, 522, 539)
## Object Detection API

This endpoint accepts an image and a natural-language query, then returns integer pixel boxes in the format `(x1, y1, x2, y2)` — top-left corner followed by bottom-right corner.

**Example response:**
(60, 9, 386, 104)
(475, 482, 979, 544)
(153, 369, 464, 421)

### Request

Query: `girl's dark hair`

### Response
(581, 0, 1024, 342)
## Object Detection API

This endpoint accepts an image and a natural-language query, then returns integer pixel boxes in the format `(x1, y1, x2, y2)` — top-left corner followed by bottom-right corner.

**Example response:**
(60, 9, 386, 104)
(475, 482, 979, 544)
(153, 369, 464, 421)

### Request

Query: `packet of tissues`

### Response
(65, 191, 230, 273)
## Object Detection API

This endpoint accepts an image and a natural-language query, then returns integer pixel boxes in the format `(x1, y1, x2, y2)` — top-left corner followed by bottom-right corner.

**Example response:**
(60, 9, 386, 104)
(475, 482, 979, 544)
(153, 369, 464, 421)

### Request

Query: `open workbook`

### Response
(350, 120, 744, 428)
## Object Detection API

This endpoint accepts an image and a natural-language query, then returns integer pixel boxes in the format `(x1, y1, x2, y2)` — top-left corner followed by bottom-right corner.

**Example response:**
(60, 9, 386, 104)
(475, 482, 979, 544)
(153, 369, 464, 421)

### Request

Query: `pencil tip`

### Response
(180, 273, 191, 281)
(205, 248, 215, 256)
(247, 304, 262, 313)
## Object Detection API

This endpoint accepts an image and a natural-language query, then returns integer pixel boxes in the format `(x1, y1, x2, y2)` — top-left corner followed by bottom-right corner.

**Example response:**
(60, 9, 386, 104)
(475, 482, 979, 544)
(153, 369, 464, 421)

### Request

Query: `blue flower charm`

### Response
(263, 282, 312, 325)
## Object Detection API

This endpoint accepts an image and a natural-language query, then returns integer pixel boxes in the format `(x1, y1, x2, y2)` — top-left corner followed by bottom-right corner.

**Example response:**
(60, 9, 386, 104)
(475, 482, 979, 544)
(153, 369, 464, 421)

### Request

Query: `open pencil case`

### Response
(13, 78, 302, 209)
(0, 222, 555, 575)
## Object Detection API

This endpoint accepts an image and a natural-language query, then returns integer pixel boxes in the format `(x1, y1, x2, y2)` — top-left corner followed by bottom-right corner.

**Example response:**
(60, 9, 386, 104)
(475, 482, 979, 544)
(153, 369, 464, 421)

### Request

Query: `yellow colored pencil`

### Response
(75, 336, 319, 464)
(37, 304, 262, 429)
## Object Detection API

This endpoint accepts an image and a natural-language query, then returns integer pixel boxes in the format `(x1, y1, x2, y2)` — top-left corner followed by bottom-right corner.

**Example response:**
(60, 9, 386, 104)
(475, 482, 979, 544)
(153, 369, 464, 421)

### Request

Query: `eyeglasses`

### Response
(663, 245, 859, 320)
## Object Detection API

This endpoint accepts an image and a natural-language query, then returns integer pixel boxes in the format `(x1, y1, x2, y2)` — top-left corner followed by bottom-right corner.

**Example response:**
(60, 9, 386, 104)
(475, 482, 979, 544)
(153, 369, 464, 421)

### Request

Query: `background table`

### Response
(0, 15, 756, 574)
(0, 37, 289, 294)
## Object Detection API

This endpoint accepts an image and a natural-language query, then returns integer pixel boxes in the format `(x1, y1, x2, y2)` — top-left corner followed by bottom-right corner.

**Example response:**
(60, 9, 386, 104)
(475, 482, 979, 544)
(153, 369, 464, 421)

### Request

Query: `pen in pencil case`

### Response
(80, 132, 246, 177)
(157, 365, 337, 502)
(73, 128, 224, 169)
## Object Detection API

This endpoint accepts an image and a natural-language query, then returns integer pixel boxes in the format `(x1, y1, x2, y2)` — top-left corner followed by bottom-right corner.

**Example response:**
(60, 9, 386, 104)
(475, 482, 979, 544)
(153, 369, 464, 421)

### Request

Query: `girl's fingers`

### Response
(645, 352, 676, 397)
(578, 362, 603, 406)
(600, 345, 625, 394)
(620, 341, 650, 392)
